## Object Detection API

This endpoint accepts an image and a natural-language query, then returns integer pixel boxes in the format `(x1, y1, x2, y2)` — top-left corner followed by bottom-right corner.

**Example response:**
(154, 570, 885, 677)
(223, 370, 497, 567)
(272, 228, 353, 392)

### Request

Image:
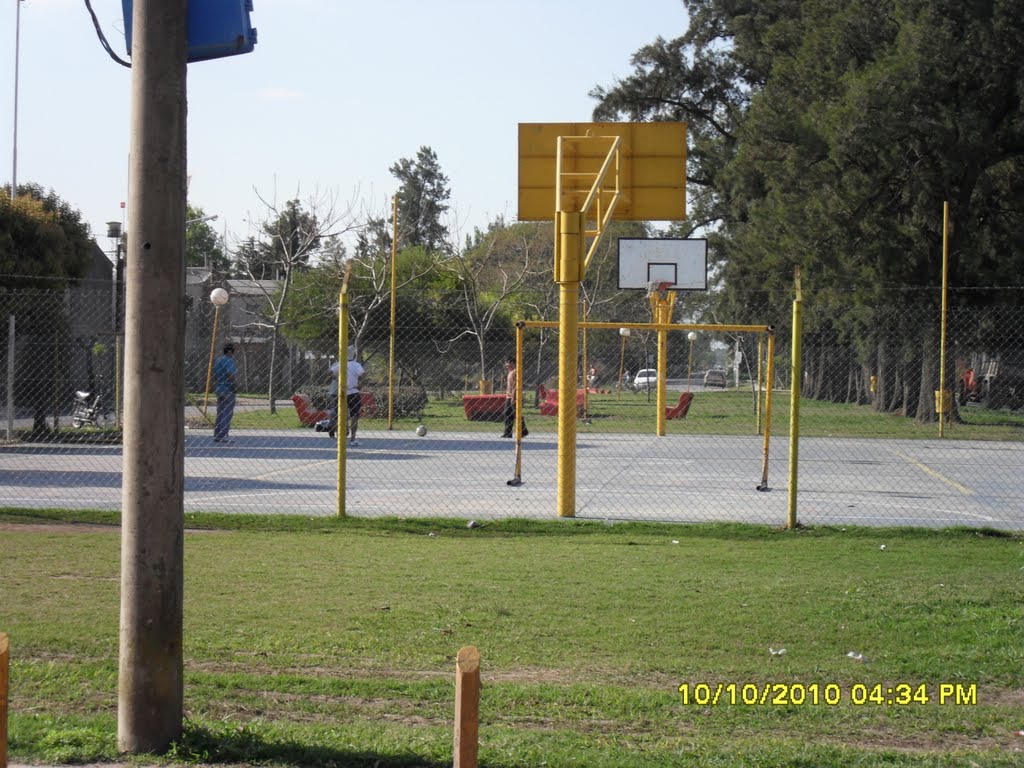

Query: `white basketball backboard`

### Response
(617, 238, 707, 290)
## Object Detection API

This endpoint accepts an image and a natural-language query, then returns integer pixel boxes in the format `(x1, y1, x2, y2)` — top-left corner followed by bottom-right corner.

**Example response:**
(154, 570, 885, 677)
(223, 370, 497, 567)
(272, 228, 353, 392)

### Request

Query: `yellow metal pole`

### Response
(756, 335, 764, 434)
(617, 333, 627, 399)
(556, 210, 582, 518)
(336, 264, 352, 517)
(653, 291, 675, 436)
(939, 201, 949, 438)
(758, 329, 776, 491)
(201, 305, 220, 416)
(581, 297, 589, 420)
(515, 325, 524, 440)
(787, 270, 802, 528)
(388, 194, 398, 430)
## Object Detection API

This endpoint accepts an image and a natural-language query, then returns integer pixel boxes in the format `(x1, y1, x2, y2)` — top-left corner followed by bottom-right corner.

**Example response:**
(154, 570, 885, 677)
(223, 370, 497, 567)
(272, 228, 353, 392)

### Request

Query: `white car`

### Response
(632, 369, 658, 390)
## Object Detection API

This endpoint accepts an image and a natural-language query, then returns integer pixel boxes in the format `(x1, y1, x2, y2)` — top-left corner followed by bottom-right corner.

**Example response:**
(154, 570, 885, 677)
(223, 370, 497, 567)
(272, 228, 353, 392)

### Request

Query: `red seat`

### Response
(665, 391, 693, 420)
(463, 394, 506, 422)
(291, 394, 328, 426)
(538, 388, 585, 416)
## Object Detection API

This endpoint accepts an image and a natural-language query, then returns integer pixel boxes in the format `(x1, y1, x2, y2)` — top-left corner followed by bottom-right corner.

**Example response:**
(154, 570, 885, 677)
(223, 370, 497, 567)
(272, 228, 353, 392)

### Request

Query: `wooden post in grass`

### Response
(1, 632, 9, 768)
(453, 645, 480, 768)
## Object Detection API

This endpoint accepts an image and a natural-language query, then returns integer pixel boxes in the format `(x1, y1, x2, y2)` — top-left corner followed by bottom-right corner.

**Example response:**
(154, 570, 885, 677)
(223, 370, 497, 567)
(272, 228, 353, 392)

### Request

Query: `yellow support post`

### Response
(938, 201, 950, 438)
(388, 194, 398, 430)
(758, 329, 776, 492)
(787, 269, 802, 528)
(756, 335, 764, 435)
(581, 297, 589, 421)
(556, 210, 583, 518)
(201, 303, 221, 416)
(648, 288, 676, 436)
(336, 263, 352, 517)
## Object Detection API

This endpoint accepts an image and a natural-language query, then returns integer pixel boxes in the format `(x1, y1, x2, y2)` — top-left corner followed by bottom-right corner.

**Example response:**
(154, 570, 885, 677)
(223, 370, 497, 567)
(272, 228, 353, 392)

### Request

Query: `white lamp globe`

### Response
(210, 287, 229, 306)
(619, 327, 631, 337)
(687, 331, 698, 342)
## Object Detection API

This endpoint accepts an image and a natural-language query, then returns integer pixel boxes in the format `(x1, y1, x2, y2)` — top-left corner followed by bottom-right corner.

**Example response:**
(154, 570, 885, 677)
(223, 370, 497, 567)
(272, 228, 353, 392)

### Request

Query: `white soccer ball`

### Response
(415, 425, 427, 437)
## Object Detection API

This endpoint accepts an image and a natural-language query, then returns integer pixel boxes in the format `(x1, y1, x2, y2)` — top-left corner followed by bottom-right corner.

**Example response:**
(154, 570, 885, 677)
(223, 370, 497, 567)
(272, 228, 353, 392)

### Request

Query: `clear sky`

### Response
(2, 0, 687, 250)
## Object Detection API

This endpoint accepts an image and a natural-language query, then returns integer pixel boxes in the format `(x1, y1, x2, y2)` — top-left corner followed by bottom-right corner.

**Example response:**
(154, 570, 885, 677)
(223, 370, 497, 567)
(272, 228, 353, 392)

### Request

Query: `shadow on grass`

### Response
(174, 722, 449, 768)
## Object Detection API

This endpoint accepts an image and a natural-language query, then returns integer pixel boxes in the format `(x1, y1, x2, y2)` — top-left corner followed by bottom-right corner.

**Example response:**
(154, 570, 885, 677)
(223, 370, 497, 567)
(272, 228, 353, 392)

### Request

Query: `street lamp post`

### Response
(617, 327, 631, 398)
(686, 331, 698, 392)
(11, 0, 24, 199)
(106, 221, 125, 426)
(203, 288, 229, 415)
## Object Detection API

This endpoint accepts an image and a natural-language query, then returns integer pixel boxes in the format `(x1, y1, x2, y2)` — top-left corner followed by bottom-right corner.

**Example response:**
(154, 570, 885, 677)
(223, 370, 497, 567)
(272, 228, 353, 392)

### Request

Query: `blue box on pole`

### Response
(121, 0, 257, 63)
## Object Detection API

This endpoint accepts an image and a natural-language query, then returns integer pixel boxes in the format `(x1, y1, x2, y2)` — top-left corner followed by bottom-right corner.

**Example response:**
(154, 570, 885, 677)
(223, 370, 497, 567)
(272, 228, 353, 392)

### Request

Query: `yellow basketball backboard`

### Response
(518, 122, 687, 222)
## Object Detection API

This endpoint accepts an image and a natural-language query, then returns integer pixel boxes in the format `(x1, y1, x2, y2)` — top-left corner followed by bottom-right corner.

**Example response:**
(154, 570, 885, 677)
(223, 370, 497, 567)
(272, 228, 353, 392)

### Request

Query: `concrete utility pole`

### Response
(118, 0, 188, 753)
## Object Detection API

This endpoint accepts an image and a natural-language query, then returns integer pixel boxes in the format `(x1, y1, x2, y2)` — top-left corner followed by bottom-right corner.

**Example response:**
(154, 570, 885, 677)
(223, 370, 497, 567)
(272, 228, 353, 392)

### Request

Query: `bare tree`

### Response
(232, 186, 361, 412)
(440, 221, 549, 384)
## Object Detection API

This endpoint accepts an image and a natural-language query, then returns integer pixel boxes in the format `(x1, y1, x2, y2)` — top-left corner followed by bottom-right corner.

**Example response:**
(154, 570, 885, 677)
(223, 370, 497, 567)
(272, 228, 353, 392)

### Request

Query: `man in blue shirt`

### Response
(212, 343, 237, 442)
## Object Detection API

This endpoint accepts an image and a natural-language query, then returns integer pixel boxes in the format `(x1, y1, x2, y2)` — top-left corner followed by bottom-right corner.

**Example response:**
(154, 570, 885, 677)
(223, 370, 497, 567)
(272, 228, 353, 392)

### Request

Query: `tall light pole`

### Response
(107, 221, 125, 427)
(686, 331, 697, 392)
(202, 287, 229, 415)
(11, 0, 24, 199)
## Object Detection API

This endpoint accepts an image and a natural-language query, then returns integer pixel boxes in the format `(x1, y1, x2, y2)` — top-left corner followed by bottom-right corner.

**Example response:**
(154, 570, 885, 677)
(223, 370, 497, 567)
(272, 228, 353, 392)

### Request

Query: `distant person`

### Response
(588, 365, 597, 389)
(212, 343, 237, 443)
(502, 357, 528, 439)
(322, 346, 366, 444)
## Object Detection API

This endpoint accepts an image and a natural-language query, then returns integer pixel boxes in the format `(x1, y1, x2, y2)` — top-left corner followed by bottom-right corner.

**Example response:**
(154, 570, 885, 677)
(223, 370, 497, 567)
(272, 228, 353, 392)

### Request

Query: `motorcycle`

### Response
(72, 390, 104, 428)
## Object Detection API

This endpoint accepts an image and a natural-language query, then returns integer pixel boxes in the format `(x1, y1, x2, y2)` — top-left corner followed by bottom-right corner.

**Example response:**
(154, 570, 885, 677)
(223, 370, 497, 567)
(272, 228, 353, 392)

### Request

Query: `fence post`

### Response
(453, 645, 480, 768)
(1, 632, 9, 768)
(6, 315, 14, 441)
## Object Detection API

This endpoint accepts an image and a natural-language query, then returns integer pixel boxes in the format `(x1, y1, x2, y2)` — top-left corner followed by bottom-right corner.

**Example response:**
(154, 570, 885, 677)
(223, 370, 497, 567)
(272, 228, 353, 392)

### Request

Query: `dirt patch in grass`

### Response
(0, 522, 228, 535)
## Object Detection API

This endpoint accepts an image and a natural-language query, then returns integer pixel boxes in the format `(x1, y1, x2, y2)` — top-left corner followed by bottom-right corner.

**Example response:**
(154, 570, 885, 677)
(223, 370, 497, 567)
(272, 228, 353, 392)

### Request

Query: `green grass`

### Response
(3, 511, 1023, 766)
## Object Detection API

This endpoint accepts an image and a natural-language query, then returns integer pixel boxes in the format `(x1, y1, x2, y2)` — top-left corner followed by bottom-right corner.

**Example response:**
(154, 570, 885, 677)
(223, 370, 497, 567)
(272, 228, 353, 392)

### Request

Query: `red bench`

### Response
(291, 394, 328, 426)
(292, 392, 379, 426)
(463, 393, 507, 422)
(666, 391, 693, 420)
(537, 387, 586, 416)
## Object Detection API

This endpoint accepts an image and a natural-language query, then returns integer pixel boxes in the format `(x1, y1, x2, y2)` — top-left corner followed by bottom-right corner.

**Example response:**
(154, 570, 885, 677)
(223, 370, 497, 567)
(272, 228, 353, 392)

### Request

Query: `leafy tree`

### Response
(438, 219, 549, 383)
(592, 0, 1024, 421)
(390, 146, 451, 253)
(0, 183, 93, 286)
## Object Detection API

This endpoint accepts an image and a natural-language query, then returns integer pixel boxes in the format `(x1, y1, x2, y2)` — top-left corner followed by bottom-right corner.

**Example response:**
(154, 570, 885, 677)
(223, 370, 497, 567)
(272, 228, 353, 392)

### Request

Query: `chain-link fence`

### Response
(2, 274, 1022, 529)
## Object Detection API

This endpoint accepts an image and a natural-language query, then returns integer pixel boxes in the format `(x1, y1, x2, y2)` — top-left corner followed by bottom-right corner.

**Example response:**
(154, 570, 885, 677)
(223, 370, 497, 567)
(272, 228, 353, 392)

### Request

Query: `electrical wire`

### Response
(84, 0, 131, 68)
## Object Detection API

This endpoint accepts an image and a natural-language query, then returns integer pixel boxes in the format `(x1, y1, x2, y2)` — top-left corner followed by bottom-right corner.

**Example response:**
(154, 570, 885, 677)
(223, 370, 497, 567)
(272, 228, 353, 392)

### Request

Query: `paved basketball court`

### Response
(2, 428, 1021, 529)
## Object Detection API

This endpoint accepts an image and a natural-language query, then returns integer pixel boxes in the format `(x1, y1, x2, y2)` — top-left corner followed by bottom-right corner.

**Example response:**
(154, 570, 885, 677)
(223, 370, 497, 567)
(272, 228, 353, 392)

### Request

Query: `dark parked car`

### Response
(703, 368, 728, 388)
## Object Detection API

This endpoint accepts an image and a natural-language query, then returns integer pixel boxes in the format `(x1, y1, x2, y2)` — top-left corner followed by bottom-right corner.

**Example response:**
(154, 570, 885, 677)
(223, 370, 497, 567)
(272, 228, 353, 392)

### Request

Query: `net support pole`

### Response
(787, 270, 802, 527)
(555, 210, 583, 517)
(939, 200, 950, 437)
(758, 328, 776, 491)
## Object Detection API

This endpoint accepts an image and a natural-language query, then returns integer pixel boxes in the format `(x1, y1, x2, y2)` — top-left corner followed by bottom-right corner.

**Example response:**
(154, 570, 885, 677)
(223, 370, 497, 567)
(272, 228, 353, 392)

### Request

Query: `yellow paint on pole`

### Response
(556, 224, 582, 518)
(758, 329, 777, 492)
(201, 304, 220, 416)
(939, 201, 950, 438)
(787, 269, 802, 528)
(453, 646, 481, 768)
